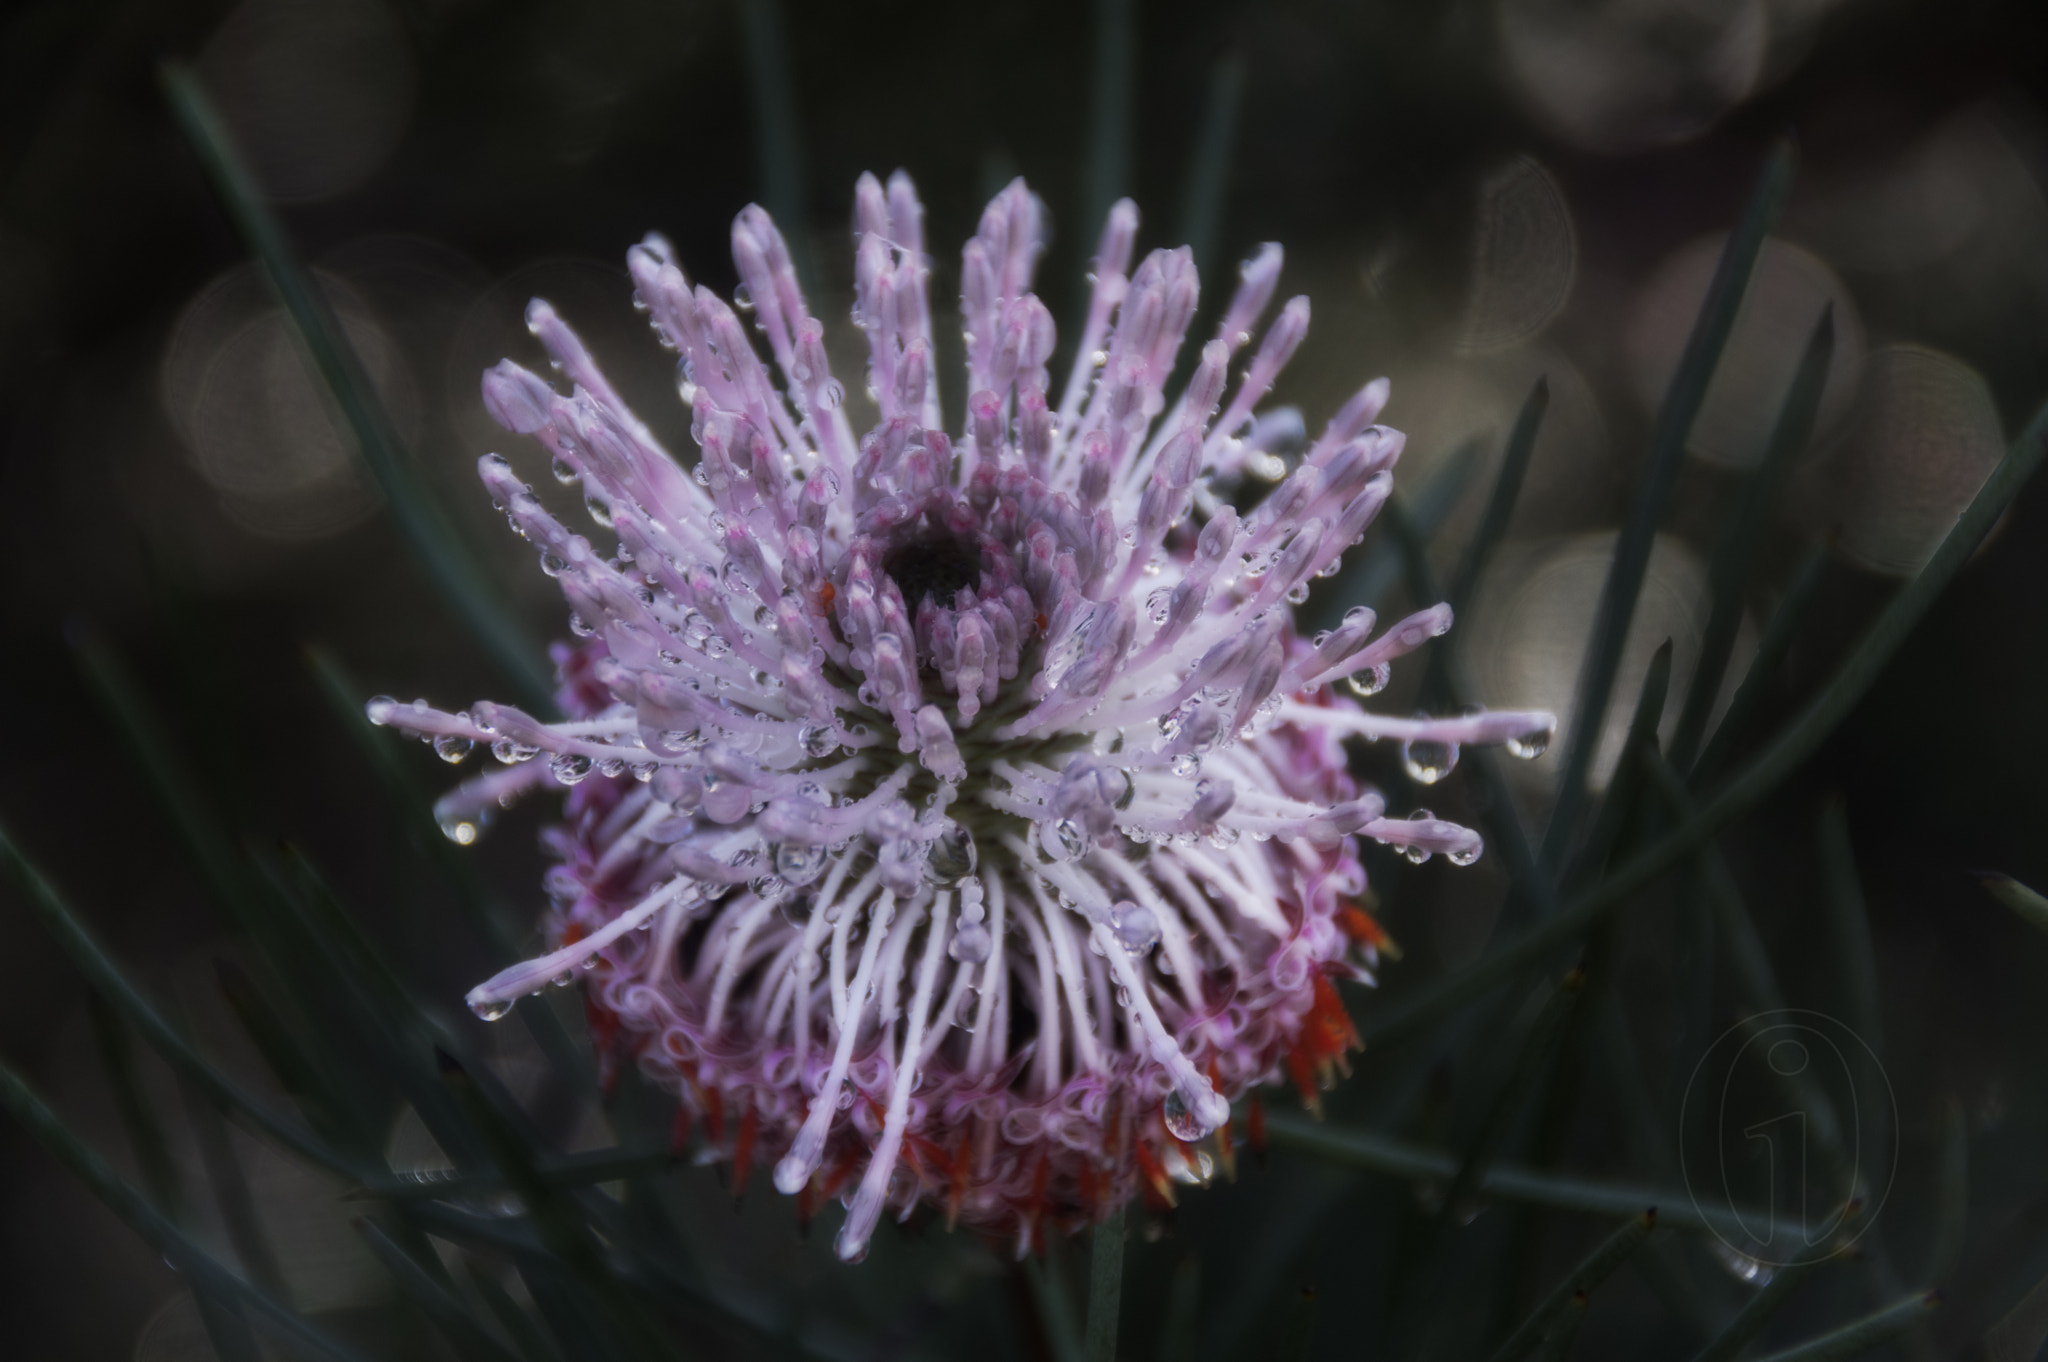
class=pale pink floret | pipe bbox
[370,173,1552,1262]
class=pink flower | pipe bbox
[369,174,1552,1262]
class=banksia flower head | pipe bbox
[370,174,1553,1262]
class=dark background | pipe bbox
[5,0,2048,1356]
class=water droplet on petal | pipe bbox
[550,753,595,785]
[470,997,512,1021]
[1506,721,1555,760]
[1346,664,1392,698]
[1401,736,1459,784]
[433,734,475,764]
[1163,1088,1213,1142]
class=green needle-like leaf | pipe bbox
[0,821,359,1177]
[1543,140,1797,871]
[737,0,815,295]
[1449,378,1550,628]
[159,63,554,713]
[1437,966,1586,1234]
[1688,543,1828,789]
[1364,394,2048,1044]
[1024,1251,1087,1362]
[355,1217,527,1362]
[1976,872,2048,935]
[1485,1211,1655,1362]
[1084,1205,1126,1362]
[1688,1254,1831,1362]
[1176,52,1244,283]
[1748,1290,1942,1362]
[1928,1096,1969,1286]
[1278,1287,1318,1362]
[1077,0,1136,317]
[0,1059,373,1362]
[1158,1254,1201,1362]
[1817,797,1884,1056]
[1260,1112,1780,1240]
[1669,307,1836,771]
[351,1145,680,1201]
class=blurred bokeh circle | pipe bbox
[1627,234,1866,471]
[1465,531,1753,792]
[161,264,415,541]
[1805,344,2006,577]
[196,0,417,204]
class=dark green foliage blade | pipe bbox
[1669,307,1836,771]
[1449,376,1550,622]
[1158,1253,1201,1362]
[1176,52,1245,282]
[1364,393,2048,1045]
[1484,1211,1654,1362]
[1688,543,1827,789]
[179,1063,291,1300]
[1688,1255,1830,1362]
[1258,1112,1764,1238]
[0,820,358,1176]
[355,1217,527,1362]
[737,0,815,293]
[1278,1287,1318,1362]
[158,63,554,713]
[1084,1205,1126,1362]
[1023,1252,1086,1362]
[1079,0,1136,296]
[1747,1291,1941,1362]
[0,1058,373,1362]
[1976,872,2048,934]
[1817,797,1883,1055]
[1542,141,1797,870]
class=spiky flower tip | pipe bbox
[368,173,1554,1262]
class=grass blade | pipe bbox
[179,1062,291,1300]
[1669,307,1836,770]
[87,994,184,1213]
[0,1058,373,1362]
[1084,1205,1126,1362]
[1817,797,1883,1056]
[1278,1287,1318,1362]
[159,64,553,713]
[1449,376,1550,623]
[1438,967,1586,1232]
[1749,1290,1942,1362]
[1928,1096,1968,1287]
[1484,1210,1655,1362]
[1259,1112,1778,1240]
[1975,872,2048,935]
[1023,1251,1087,1362]
[738,0,814,293]
[1176,51,1245,283]
[355,1217,526,1362]
[1688,543,1828,789]
[1159,1253,1201,1362]
[1542,140,1797,871]
[1078,0,1136,314]
[351,1145,679,1201]
[1363,394,2048,1045]
[1688,1255,1831,1362]
[0,821,359,1176]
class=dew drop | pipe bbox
[1053,819,1089,861]
[433,734,475,764]
[1346,664,1392,698]
[551,456,578,485]
[1163,1088,1213,1142]
[1506,721,1555,760]
[550,753,595,785]
[470,997,512,1022]
[1401,737,1459,785]
[1171,754,1201,779]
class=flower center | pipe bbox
[880,532,982,612]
